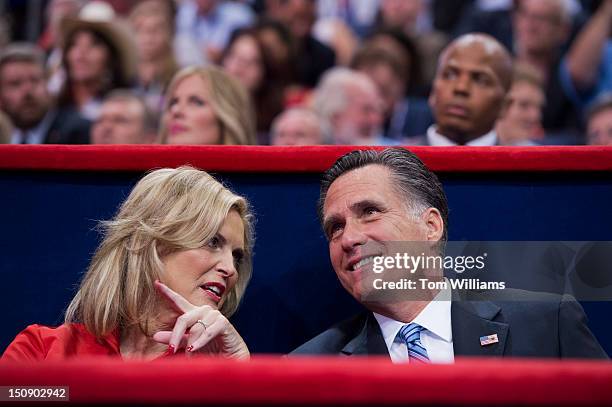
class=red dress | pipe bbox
[2,324,172,361]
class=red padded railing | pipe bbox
[1,145,612,172]
[1,357,611,405]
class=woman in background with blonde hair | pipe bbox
[159,66,256,145]
[3,166,254,361]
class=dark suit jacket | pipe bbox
[44,108,91,144]
[385,97,434,140]
[296,35,335,88]
[291,290,608,359]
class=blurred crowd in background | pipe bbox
[0,0,610,146]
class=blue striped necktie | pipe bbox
[398,323,430,363]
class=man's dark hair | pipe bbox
[361,28,423,95]
[351,45,406,85]
[318,148,449,243]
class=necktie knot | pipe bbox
[398,322,425,343]
[398,322,430,363]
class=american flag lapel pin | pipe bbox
[480,334,499,346]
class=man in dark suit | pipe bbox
[292,148,607,360]
[0,43,90,144]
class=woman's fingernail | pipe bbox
[186,346,194,352]
[168,344,175,354]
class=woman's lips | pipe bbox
[169,123,188,135]
[202,288,221,302]
[201,287,221,303]
[199,282,226,303]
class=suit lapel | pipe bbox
[451,298,509,357]
[341,313,389,357]
[340,301,510,358]
[42,109,60,144]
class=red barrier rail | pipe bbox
[1,145,612,172]
[1,357,611,405]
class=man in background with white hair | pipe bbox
[312,67,397,145]
[513,0,575,66]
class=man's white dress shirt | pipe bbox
[426,125,498,146]
[374,281,454,363]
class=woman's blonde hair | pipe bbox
[158,66,257,145]
[65,166,254,338]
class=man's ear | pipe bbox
[423,207,444,242]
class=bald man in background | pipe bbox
[424,33,513,146]
[270,108,325,146]
[91,91,157,144]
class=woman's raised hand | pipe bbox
[152,280,249,359]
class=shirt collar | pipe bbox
[426,125,497,146]
[10,111,53,144]
[373,280,453,349]
[10,128,21,144]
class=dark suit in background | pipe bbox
[296,36,336,88]
[43,108,91,144]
